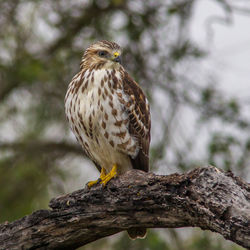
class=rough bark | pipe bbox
[0,166,249,249]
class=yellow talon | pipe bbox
[87,179,99,188]
[101,164,117,186]
[87,167,106,188]
[87,165,117,187]
[100,167,106,179]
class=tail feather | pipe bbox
[127,228,147,239]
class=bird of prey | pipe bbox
[65,40,151,239]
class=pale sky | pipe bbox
[191,0,250,99]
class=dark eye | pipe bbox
[98,51,108,57]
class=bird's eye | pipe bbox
[98,51,108,57]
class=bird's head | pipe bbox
[80,40,122,70]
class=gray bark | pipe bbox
[0,166,249,249]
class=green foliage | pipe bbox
[170,41,205,61]
[186,231,244,250]
[0,156,50,222]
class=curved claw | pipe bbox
[87,167,106,188]
[87,179,99,188]
[100,164,117,186]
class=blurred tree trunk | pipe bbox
[0,166,249,249]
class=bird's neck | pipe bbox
[80,60,124,72]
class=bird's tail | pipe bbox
[127,228,147,239]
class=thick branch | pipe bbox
[0,166,249,249]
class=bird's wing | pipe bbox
[121,71,151,172]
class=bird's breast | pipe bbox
[65,68,124,140]
[65,68,139,168]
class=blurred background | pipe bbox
[0,0,249,249]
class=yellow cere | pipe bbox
[114,52,119,57]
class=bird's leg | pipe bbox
[87,167,106,188]
[100,164,117,186]
[99,167,106,180]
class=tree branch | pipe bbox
[46,3,124,55]
[0,166,249,249]
[0,141,84,156]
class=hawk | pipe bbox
[65,40,151,239]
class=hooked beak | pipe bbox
[112,52,122,64]
[114,56,121,63]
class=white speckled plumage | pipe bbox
[66,68,138,174]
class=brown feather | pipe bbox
[121,71,151,172]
